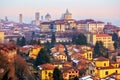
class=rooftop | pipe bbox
[94,57,109,61]
[38,63,55,70]
[96,34,111,37]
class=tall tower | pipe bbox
[19,14,23,24]
[35,12,40,26]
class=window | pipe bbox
[45,76,47,79]
[89,53,92,58]
[104,63,106,66]
[105,71,108,75]
[45,71,47,74]
[90,70,93,74]
[87,54,88,58]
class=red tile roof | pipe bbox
[39,63,55,70]
[96,65,116,70]
[96,34,110,37]
[94,57,109,61]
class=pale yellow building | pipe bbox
[81,50,93,61]
[80,45,93,61]
[76,21,87,30]
[62,69,79,80]
[94,57,120,79]
[38,63,55,80]
[0,31,4,43]
[55,22,66,32]
[117,31,120,37]
[40,22,51,32]
[91,34,114,49]
[54,54,67,62]
[87,21,104,33]
[96,21,104,33]
[87,22,97,33]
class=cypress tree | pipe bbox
[53,67,63,80]
[35,48,50,67]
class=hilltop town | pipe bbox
[0,9,120,80]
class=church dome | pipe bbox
[45,13,51,19]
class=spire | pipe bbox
[66,9,70,14]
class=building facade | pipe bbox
[0,31,4,43]
[94,57,120,79]
[91,34,114,49]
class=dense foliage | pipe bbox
[35,48,50,67]
[53,67,63,80]
[72,33,87,45]
[93,41,108,58]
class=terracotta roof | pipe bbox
[94,57,109,61]
[62,66,74,72]
[63,61,72,67]
[96,65,118,70]
[19,47,29,52]
[96,34,110,37]
[59,52,66,56]
[70,53,85,59]
[110,61,119,64]
[39,63,55,70]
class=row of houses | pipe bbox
[35,44,120,80]
[40,19,105,33]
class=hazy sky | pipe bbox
[0,0,120,26]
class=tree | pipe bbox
[63,44,71,61]
[1,70,12,80]
[114,41,119,50]
[72,35,77,44]
[20,37,26,46]
[35,48,50,67]
[112,32,119,41]
[45,41,51,53]
[29,39,38,45]
[93,41,108,58]
[53,67,63,80]
[37,39,41,45]
[72,33,87,45]
[14,54,35,80]
[31,31,35,40]
[51,32,56,47]
[16,38,20,46]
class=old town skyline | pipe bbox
[0,0,120,26]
